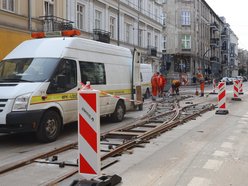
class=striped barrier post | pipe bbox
[78,89,101,179]
[239,80,244,95]
[209,79,218,94]
[216,82,229,115]
[232,80,241,101]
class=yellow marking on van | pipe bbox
[30,89,132,105]
[31,93,77,105]
[141,83,151,86]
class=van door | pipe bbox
[78,61,110,115]
[47,59,78,123]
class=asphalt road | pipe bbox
[61,82,248,186]
[1,82,248,186]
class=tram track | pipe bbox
[0,95,215,185]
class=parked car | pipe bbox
[243,76,248,82]
[220,77,232,85]
[236,76,244,81]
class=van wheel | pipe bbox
[138,103,143,111]
[36,110,61,143]
[111,101,125,122]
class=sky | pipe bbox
[205,0,248,50]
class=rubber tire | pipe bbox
[138,103,143,111]
[111,101,125,122]
[36,110,61,143]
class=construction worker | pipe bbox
[197,72,205,97]
[151,72,159,100]
[158,73,166,97]
[171,79,181,95]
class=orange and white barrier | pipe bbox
[78,89,101,179]
[232,80,241,101]
[216,82,229,115]
[239,80,244,94]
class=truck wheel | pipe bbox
[111,101,125,122]
[36,110,61,143]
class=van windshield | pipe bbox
[0,58,60,82]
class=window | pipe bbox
[44,0,54,31]
[44,1,54,16]
[162,13,166,26]
[79,61,106,85]
[48,59,77,93]
[155,35,158,48]
[2,0,14,12]
[138,29,142,47]
[138,0,143,11]
[125,23,131,43]
[147,32,151,46]
[148,3,151,17]
[154,8,158,21]
[110,16,116,39]
[181,35,191,50]
[163,36,167,49]
[181,11,191,26]
[95,10,102,29]
[77,3,85,30]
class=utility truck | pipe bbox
[0,30,142,142]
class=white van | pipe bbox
[0,32,141,142]
[140,63,152,98]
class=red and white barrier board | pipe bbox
[78,89,101,179]
[239,80,244,94]
[216,82,229,115]
[232,80,241,101]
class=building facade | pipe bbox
[67,0,164,73]
[0,0,67,60]
[238,49,248,76]
[163,0,239,83]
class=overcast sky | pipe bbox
[205,0,248,50]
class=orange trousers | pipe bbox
[200,82,204,93]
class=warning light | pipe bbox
[31,29,81,38]
[31,32,45,38]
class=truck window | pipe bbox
[47,59,77,93]
[79,61,106,85]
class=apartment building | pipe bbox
[0,0,67,60]
[163,0,235,83]
[67,0,164,72]
[220,18,239,77]
[238,49,248,76]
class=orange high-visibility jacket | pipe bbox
[151,74,159,96]
[158,75,166,87]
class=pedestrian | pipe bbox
[171,79,181,95]
[151,72,159,100]
[158,73,166,97]
[197,72,205,97]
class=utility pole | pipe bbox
[117,0,120,46]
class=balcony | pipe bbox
[93,29,111,43]
[147,46,157,57]
[210,22,219,32]
[210,38,219,48]
[210,56,220,63]
[39,16,73,32]
[221,30,227,37]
